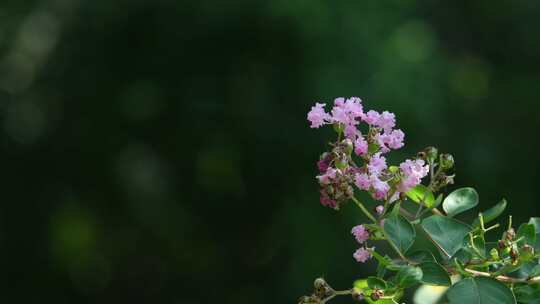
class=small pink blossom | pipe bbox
[317,167,338,184]
[363,110,380,125]
[320,192,337,209]
[397,159,429,192]
[344,124,358,139]
[353,247,372,263]
[307,103,330,128]
[351,225,370,243]
[355,173,370,190]
[354,136,368,156]
[377,129,405,153]
[367,153,387,175]
[370,175,390,200]
[376,111,396,132]
[375,205,384,215]
[343,97,364,118]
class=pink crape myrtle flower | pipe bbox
[355,173,370,190]
[377,129,405,153]
[376,111,396,132]
[375,205,384,215]
[367,153,387,175]
[307,103,330,128]
[353,247,372,263]
[363,110,380,125]
[317,167,338,185]
[351,225,370,243]
[354,136,368,156]
[397,159,429,192]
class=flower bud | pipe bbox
[505,228,516,241]
[341,138,354,155]
[523,244,534,254]
[371,289,384,301]
[335,154,348,170]
[351,288,364,302]
[440,154,454,170]
[490,248,500,260]
[417,151,427,160]
[313,277,333,298]
[425,146,438,162]
[510,247,519,262]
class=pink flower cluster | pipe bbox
[307,97,404,157]
[308,97,429,205]
[351,224,372,263]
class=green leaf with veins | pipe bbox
[406,185,435,207]
[419,262,451,286]
[472,199,507,227]
[421,215,471,258]
[383,213,416,254]
[394,265,423,288]
[442,187,479,217]
[444,277,516,304]
[517,223,536,247]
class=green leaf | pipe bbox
[452,248,472,264]
[442,187,479,217]
[528,218,540,250]
[529,264,540,277]
[472,199,507,227]
[406,185,435,207]
[367,276,387,289]
[433,194,443,208]
[517,223,536,247]
[419,262,451,286]
[407,250,436,263]
[395,265,423,288]
[445,277,516,304]
[383,214,416,254]
[353,279,368,290]
[421,215,471,258]
[514,285,540,304]
[365,298,399,304]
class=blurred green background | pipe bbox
[1,0,540,303]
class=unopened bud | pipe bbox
[425,146,438,162]
[523,244,534,254]
[490,248,500,260]
[505,228,516,241]
[314,278,332,298]
[440,154,455,170]
[342,138,354,155]
[351,288,364,302]
[417,151,427,160]
[371,288,384,301]
[510,247,519,261]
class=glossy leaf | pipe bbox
[406,185,435,207]
[445,277,516,304]
[419,262,451,286]
[395,265,423,288]
[442,187,479,217]
[472,199,507,227]
[421,215,471,258]
[517,223,536,247]
[367,276,387,289]
[514,285,540,304]
[528,217,540,250]
[383,214,416,254]
[407,250,436,263]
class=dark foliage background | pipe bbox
[1,0,540,303]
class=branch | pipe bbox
[464,268,540,284]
